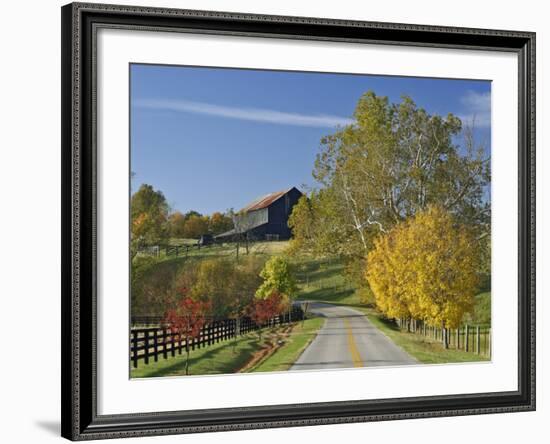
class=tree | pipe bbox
[190,259,235,319]
[366,206,480,347]
[227,257,264,350]
[227,208,257,259]
[307,92,489,262]
[256,256,297,319]
[131,256,177,317]
[164,288,210,375]
[183,214,209,239]
[130,184,169,257]
[189,257,263,320]
[209,212,233,235]
[184,210,202,220]
[256,256,297,300]
[249,292,284,341]
[168,211,186,238]
[288,188,349,258]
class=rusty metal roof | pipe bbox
[241,188,291,212]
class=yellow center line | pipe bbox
[344,318,364,367]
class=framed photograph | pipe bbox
[61,2,535,440]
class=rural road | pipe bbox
[290,302,417,371]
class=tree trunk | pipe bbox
[185,339,190,375]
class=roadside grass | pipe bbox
[354,306,490,364]
[248,316,325,373]
[131,330,274,378]
[293,257,361,306]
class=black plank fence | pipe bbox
[396,318,491,357]
[130,307,304,368]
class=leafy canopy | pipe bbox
[130,184,169,255]
[256,256,297,308]
[290,91,489,262]
[366,205,480,328]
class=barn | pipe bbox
[215,187,303,242]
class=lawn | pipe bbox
[131,330,276,378]
[248,316,325,373]
[292,257,361,306]
[355,306,490,364]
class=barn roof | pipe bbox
[241,188,296,212]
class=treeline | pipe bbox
[132,254,297,324]
[288,91,491,337]
[168,210,233,239]
[130,183,234,257]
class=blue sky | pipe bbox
[130,64,491,215]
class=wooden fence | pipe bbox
[396,318,491,357]
[130,307,304,368]
[139,242,216,259]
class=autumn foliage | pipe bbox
[164,288,210,338]
[366,206,480,329]
[163,287,210,374]
[249,292,284,339]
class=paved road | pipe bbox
[290,302,417,371]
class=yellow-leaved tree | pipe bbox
[366,206,480,346]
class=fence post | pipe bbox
[153,330,159,362]
[465,325,470,352]
[476,326,480,354]
[162,328,168,359]
[132,331,138,368]
[456,328,460,350]
[144,330,150,365]
[171,330,176,357]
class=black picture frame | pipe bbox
[61,2,536,440]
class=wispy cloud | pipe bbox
[134,98,354,128]
[458,90,491,128]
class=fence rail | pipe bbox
[396,318,491,357]
[138,242,217,259]
[130,307,304,368]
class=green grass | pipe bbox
[131,332,270,378]
[248,316,325,373]
[133,248,491,369]
[292,257,361,306]
[355,306,490,364]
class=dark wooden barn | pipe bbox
[215,187,303,242]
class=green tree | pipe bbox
[190,259,235,318]
[256,256,297,317]
[190,257,262,320]
[209,211,234,235]
[288,188,349,258]
[310,91,489,261]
